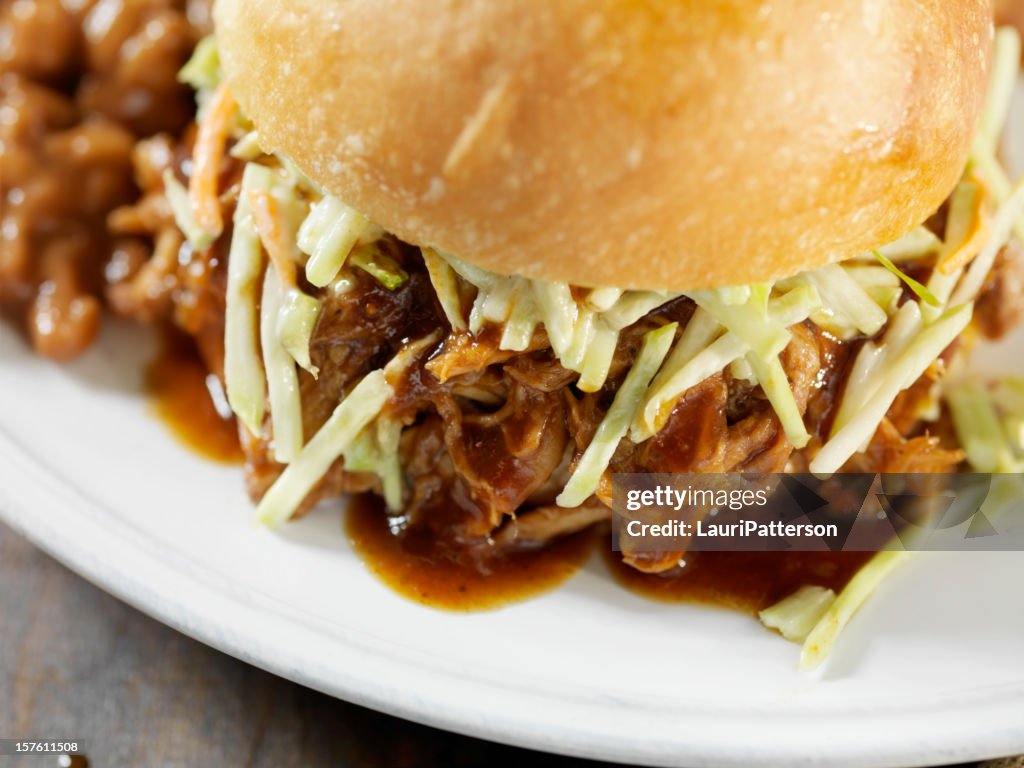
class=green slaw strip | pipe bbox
[162,170,216,251]
[969,27,1024,243]
[260,269,304,463]
[577,324,619,392]
[556,322,677,508]
[804,263,888,338]
[421,247,467,331]
[746,353,810,448]
[532,281,576,357]
[951,176,1024,305]
[343,424,404,511]
[947,380,1021,472]
[810,302,972,475]
[178,35,221,92]
[224,167,267,436]
[299,196,370,287]
[874,226,942,262]
[633,285,820,442]
[759,585,836,643]
[800,551,912,670]
[690,285,791,360]
[349,245,409,290]
[257,370,392,526]
[500,282,538,351]
[872,251,939,307]
[974,27,1021,160]
[277,288,322,377]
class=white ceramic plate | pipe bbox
[4,93,1024,768]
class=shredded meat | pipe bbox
[845,418,964,474]
[493,504,610,547]
[3,3,1018,574]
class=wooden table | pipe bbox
[0,523,613,767]
[0,521,1017,768]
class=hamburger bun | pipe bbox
[215,0,992,291]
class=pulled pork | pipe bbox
[4,5,1012,576]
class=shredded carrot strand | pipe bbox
[938,177,991,276]
[248,189,297,286]
[189,82,237,238]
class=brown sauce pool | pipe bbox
[145,345,867,613]
[146,329,243,464]
[603,549,872,614]
[346,495,597,610]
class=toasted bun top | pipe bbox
[215,0,992,290]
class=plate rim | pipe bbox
[2,421,1023,768]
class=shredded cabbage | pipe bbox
[162,170,216,251]
[577,324,619,392]
[224,165,267,436]
[633,286,820,442]
[478,276,516,324]
[828,301,922,441]
[974,27,1021,161]
[844,264,902,314]
[802,263,888,339]
[951,176,1024,305]
[562,307,595,371]
[947,380,1022,472]
[811,302,972,474]
[531,281,577,357]
[873,251,939,306]
[800,551,911,670]
[969,27,1024,243]
[440,251,498,289]
[874,226,942,262]
[500,282,539,351]
[920,180,982,322]
[277,288,322,377]
[421,248,467,331]
[689,284,791,359]
[384,332,443,386]
[349,243,409,290]
[298,195,371,287]
[229,130,263,161]
[633,333,744,442]
[556,323,677,508]
[585,287,623,312]
[257,370,392,526]
[178,35,221,92]
[343,423,404,511]
[747,353,810,448]
[729,356,756,383]
[602,290,678,330]
[260,269,304,463]
[759,585,836,643]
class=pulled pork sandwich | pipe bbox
[5,0,1024,663]
[200,0,1021,526]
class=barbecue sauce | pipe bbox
[146,329,243,464]
[346,494,597,610]
[146,329,868,614]
[602,549,872,614]
[347,496,868,613]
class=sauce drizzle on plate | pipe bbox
[346,494,597,610]
[146,329,243,465]
[603,549,872,614]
